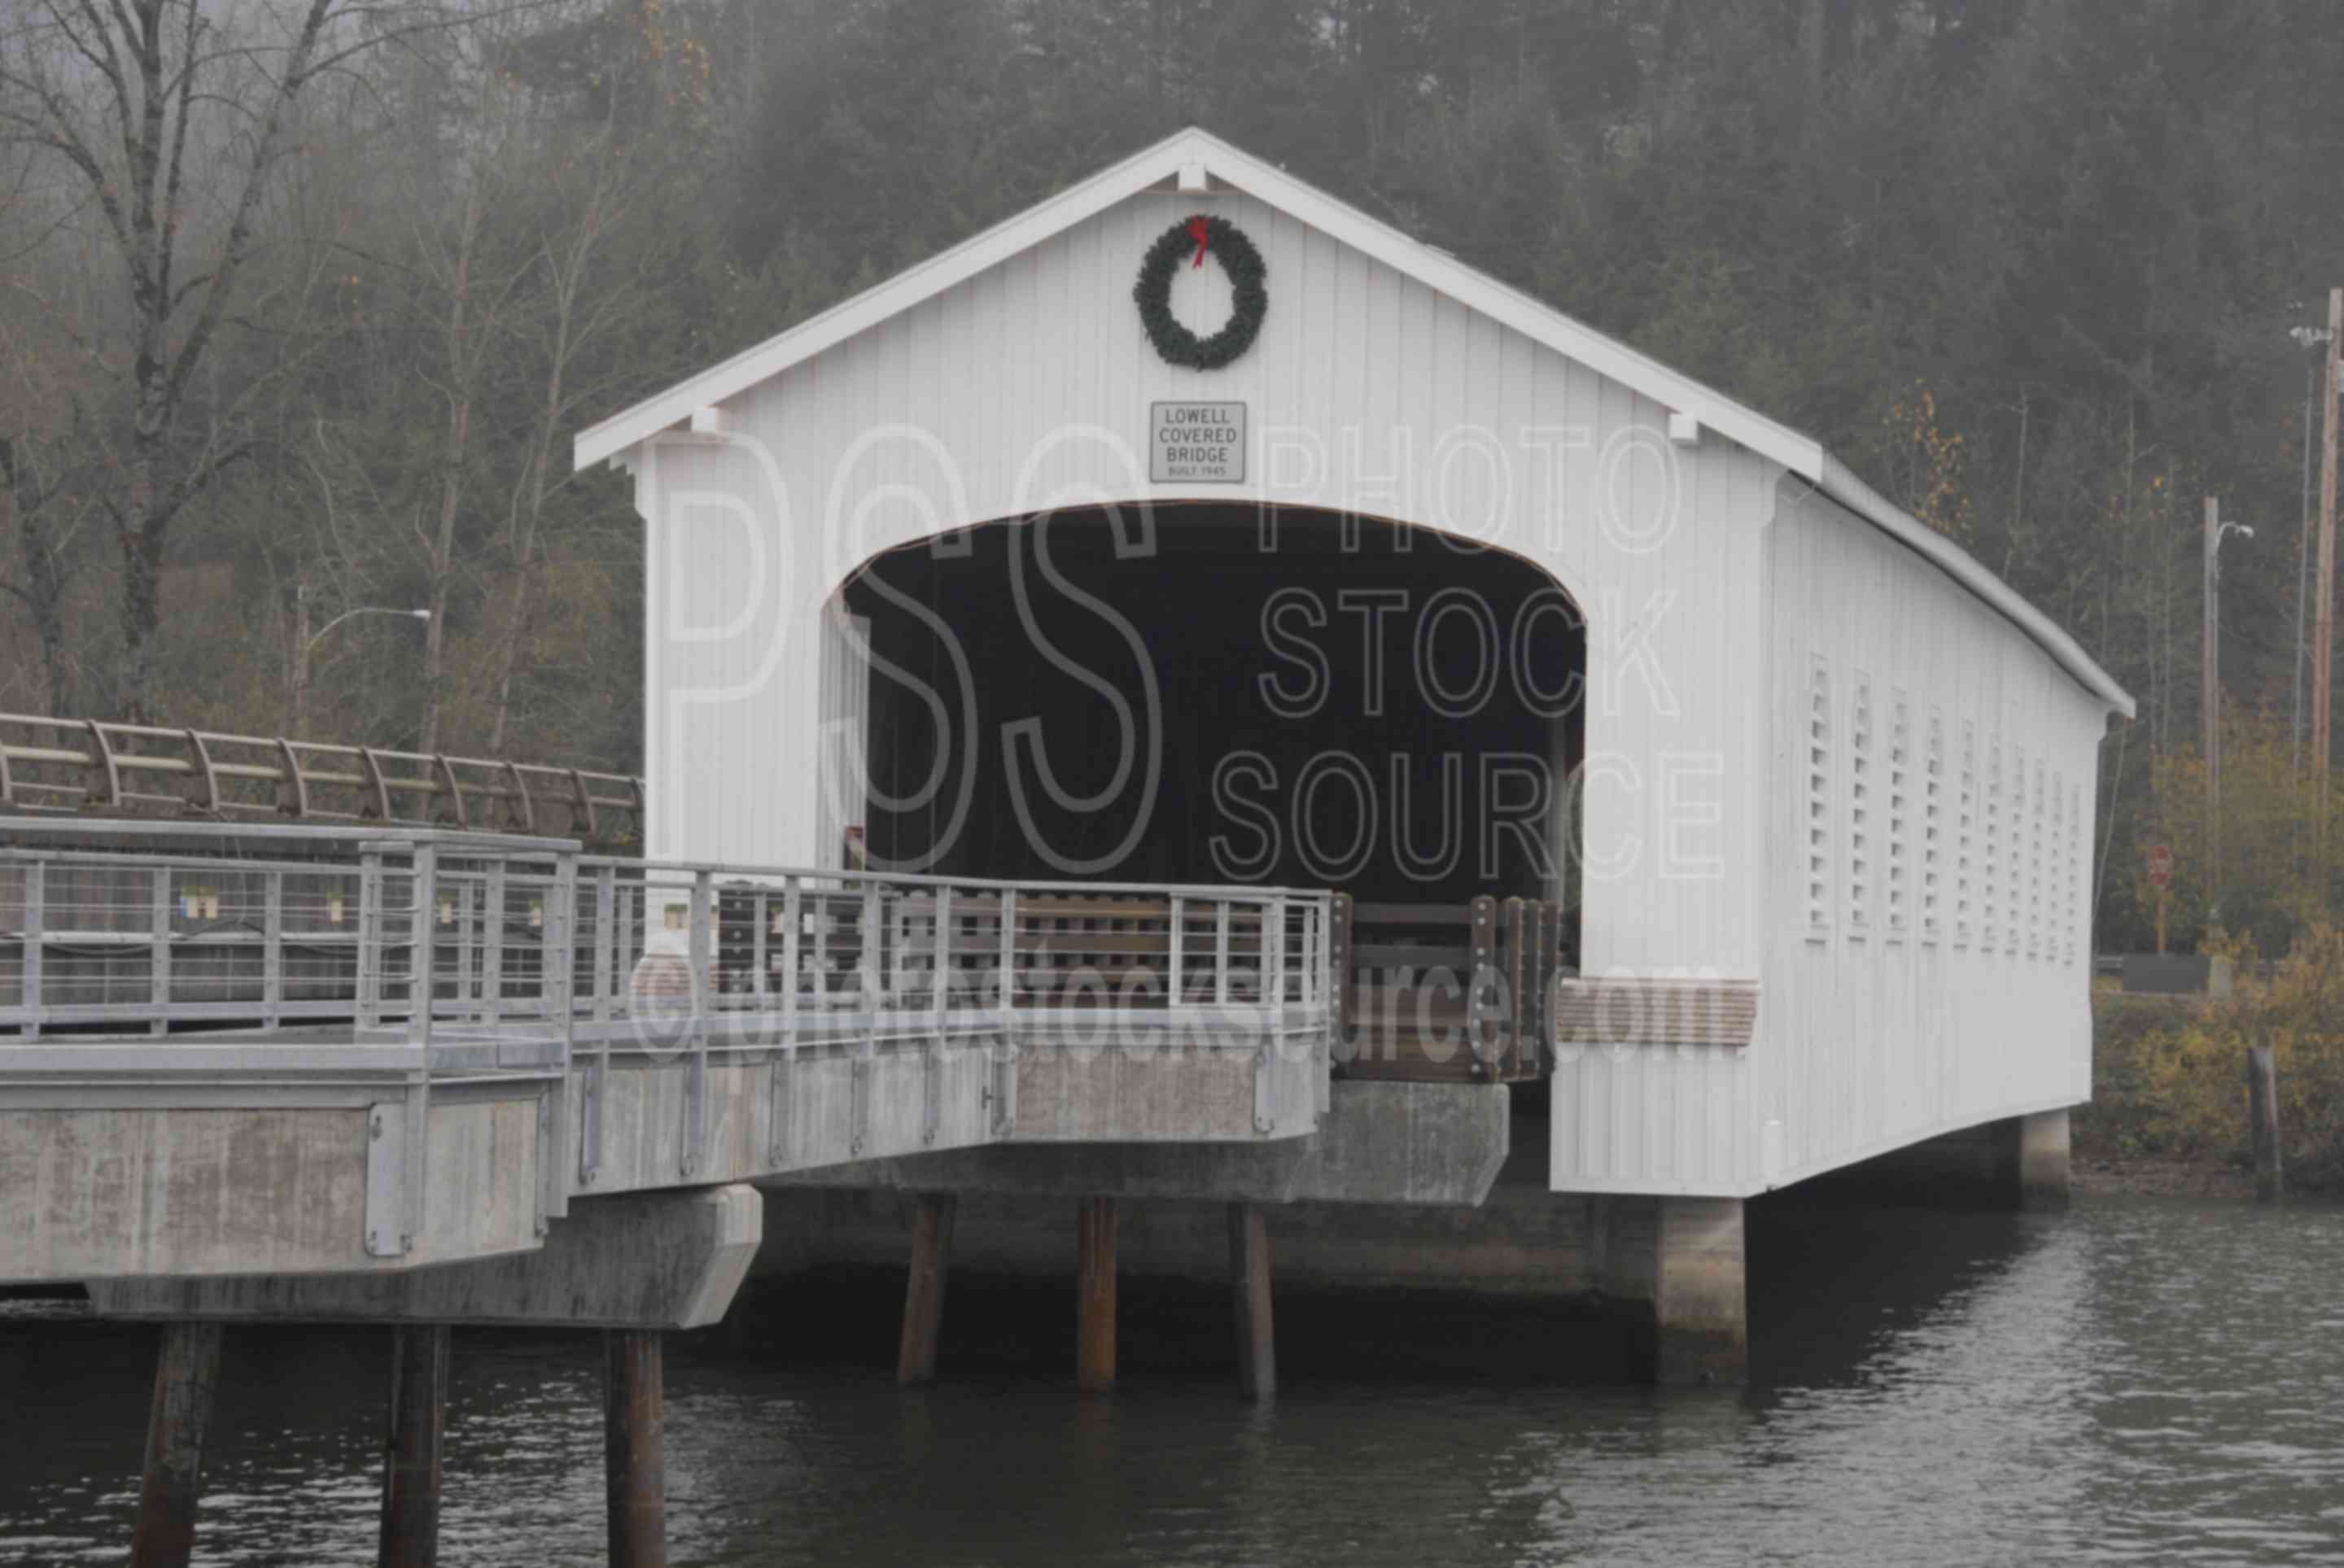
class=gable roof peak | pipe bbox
[573,127,2130,718]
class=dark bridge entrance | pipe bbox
[839,503,1585,1083]
[842,504,1584,910]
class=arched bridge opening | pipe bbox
[830,503,1588,1081]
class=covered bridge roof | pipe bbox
[575,127,2132,719]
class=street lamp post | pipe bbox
[2290,319,2333,773]
[2205,498,2254,917]
[289,584,431,735]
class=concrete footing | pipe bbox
[765,1170,1750,1386]
[2009,1108,2071,1212]
[1787,1107,2075,1212]
[129,1321,222,1568]
[378,1324,449,1568]
[1648,1198,1746,1386]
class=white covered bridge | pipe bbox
[1,125,2126,1567]
[579,124,2123,1234]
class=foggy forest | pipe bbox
[2,0,2340,954]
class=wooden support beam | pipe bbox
[896,1192,957,1386]
[378,1324,449,1568]
[604,1330,667,1568]
[129,1322,224,1568]
[1227,1203,1275,1401]
[1075,1197,1117,1395]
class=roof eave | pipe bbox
[1815,455,2136,719]
[574,126,2135,723]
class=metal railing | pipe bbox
[0,713,644,845]
[0,821,1335,1072]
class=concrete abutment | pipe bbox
[1790,1107,2075,1212]
[766,1161,1749,1388]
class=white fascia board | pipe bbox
[573,127,1826,478]
[1179,133,1827,483]
[576,127,2132,719]
[572,133,1209,470]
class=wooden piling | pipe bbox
[129,1322,224,1568]
[1076,1197,1117,1395]
[896,1192,958,1386]
[378,1324,449,1568]
[605,1330,667,1568]
[1227,1203,1275,1401]
[2247,1045,2284,1203]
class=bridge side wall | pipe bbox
[1750,477,2104,1193]
[2,1092,545,1282]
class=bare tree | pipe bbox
[0,422,91,712]
[0,0,513,721]
[487,136,651,752]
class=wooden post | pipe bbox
[2316,287,2341,854]
[2247,1045,2284,1205]
[896,1192,957,1386]
[129,1322,224,1568]
[1227,1203,1275,1401]
[2156,885,2167,956]
[605,1330,667,1568]
[1075,1196,1117,1395]
[1329,893,1353,1075]
[378,1324,449,1568]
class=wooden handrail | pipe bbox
[0,711,644,845]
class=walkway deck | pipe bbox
[0,819,1334,1283]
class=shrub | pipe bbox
[2083,926,2344,1190]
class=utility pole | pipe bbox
[2206,497,2257,915]
[2205,496,2222,902]
[2317,288,2342,858]
[2298,362,2316,772]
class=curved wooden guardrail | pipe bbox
[0,713,644,846]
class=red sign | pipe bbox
[2147,845,2174,889]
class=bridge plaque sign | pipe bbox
[1150,401,1246,483]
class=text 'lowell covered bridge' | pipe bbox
[2,127,2126,1566]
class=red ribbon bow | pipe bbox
[1187,215,1211,269]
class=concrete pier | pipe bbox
[895,1192,956,1386]
[1787,1107,2075,1212]
[378,1324,449,1568]
[1647,1198,1747,1386]
[129,1322,222,1568]
[758,1134,1757,1387]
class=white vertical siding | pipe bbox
[1752,479,2106,1191]
[813,605,872,871]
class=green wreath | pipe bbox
[1133,213,1267,370]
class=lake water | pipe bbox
[5,1191,2342,1565]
